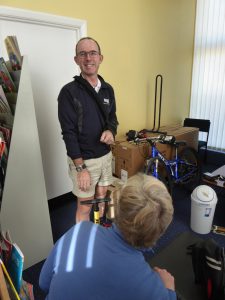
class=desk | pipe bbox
[203,165,225,188]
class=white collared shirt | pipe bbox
[94,78,101,93]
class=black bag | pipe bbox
[126,129,147,141]
[187,238,225,300]
[126,130,139,141]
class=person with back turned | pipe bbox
[39,173,177,300]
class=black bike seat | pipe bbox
[174,140,187,147]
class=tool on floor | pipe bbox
[81,197,112,226]
[212,225,225,236]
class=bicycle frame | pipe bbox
[147,139,198,184]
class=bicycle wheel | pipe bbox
[177,147,201,190]
[145,157,173,194]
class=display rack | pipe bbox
[0,56,53,269]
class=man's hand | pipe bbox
[154,267,175,291]
[100,130,114,145]
[77,169,91,191]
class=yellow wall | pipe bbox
[0,0,196,138]
[146,1,196,130]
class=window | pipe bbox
[190,0,225,151]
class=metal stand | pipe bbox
[142,74,167,136]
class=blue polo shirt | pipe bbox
[39,222,176,300]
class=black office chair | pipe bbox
[183,118,211,162]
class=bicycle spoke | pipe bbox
[177,147,201,190]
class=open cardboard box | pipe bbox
[112,125,199,179]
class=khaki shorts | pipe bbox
[68,151,113,198]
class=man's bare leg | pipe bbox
[76,196,93,223]
[95,186,108,218]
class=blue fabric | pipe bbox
[39,222,177,300]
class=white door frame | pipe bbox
[0,6,86,34]
[0,6,87,199]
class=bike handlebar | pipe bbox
[80,197,111,205]
[134,134,175,145]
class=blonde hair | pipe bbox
[114,173,173,248]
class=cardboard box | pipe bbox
[111,141,121,176]
[115,141,148,178]
[147,126,199,159]
[110,142,118,157]
[112,126,199,179]
[159,125,199,151]
[175,127,199,150]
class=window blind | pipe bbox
[190,0,225,151]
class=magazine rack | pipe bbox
[0,56,53,269]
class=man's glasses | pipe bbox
[77,51,100,58]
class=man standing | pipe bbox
[58,37,118,223]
